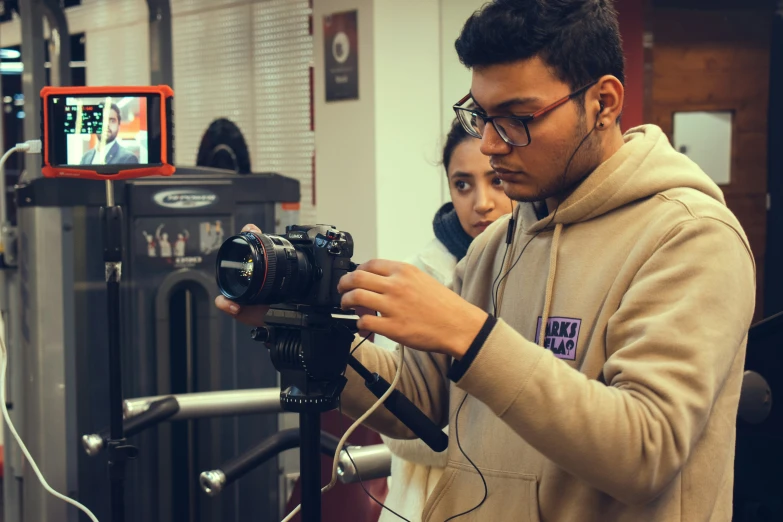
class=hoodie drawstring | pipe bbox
[538,222,563,347]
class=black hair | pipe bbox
[443,117,473,174]
[455,0,625,95]
[110,103,122,124]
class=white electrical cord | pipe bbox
[0,140,42,169]
[0,300,100,522]
[0,142,100,522]
[0,140,43,228]
[0,145,24,231]
[0,148,18,170]
[281,344,406,522]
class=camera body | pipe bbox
[216,224,354,310]
[274,224,354,309]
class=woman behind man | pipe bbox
[374,118,513,522]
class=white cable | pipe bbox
[1,141,42,229]
[0,147,18,169]
[281,344,407,522]
[0,146,21,224]
[16,140,42,154]
[1,140,42,160]
[0,144,100,522]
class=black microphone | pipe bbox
[347,355,449,452]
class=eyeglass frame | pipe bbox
[452,80,599,147]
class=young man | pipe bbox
[216,0,755,520]
[79,103,139,165]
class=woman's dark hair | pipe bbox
[455,0,625,94]
[443,117,473,174]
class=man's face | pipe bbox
[470,57,602,203]
[104,108,120,143]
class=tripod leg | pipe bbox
[107,277,127,522]
[110,462,126,522]
[107,278,123,441]
[300,412,322,522]
[102,201,135,522]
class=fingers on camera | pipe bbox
[241,224,262,234]
[214,295,240,315]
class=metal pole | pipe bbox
[0,45,23,515]
[18,5,74,522]
[41,0,72,88]
[123,388,283,420]
[299,412,322,522]
[20,0,46,182]
[106,180,115,207]
[102,179,133,522]
[147,0,174,87]
[336,444,392,484]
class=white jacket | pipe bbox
[374,238,456,522]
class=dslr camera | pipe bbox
[215,224,354,309]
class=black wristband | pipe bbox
[447,314,497,382]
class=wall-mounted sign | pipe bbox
[324,10,358,102]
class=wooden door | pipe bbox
[650,5,773,323]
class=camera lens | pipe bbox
[216,235,262,299]
[216,231,313,305]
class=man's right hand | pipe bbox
[214,222,269,326]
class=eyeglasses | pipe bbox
[453,80,599,147]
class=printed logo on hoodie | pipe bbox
[535,317,581,360]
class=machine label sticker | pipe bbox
[534,316,581,360]
[136,218,215,271]
[152,188,218,209]
[173,256,203,269]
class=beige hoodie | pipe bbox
[342,125,756,521]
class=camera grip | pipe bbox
[362,374,448,453]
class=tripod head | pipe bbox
[253,304,448,451]
[252,305,357,413]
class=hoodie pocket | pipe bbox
[422,465,541,522]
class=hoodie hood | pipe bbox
[432,202,473,261]
[522,124,726,233]
[497,124,729,343]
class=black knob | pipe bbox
[251,327,272,342]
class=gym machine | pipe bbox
[8,168,299,522]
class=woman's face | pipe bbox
[447,138,513,238]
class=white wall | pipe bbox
[313,0,378,264]
[314,0,443,264]
[373,0,442,261]
[439,0,485,133]
[439,0,485,202]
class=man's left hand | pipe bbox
[337,260,489,359]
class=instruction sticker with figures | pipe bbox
[134,217,228,271]
[199,220,226,255]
